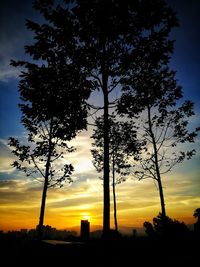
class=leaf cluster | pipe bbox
[91,114,139,183]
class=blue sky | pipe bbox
[0,0,199,139]
[0,0,199,140]
[0,0,199,231]
[168,0,200,105]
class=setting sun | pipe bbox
[0,0,199,266]
[82,215,91,221]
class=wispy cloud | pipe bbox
[0,126,199,231]
[0,139,16,174]
[0,0,36,82]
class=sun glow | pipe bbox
[82,215,90,221]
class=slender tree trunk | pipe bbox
[147,105,166,219]
[37,121,53,240]
[103,87,110,237]
[37,175,49,240]
[102,41,110,238]
[112,153,118,232]
[157,175,166,218]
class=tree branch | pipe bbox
[31,155,45,178]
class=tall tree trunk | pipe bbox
[102,41,110,238]
[157,175,166,218]
[147,105,166,219]
[37,121,53,240]
[112,153,118,232]
[37,175,49,240]
[103,86,110,237]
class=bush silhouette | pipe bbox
[193,208,200,236]
[144,213,189,239]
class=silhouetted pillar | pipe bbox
[80,220,90,241]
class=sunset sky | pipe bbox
[0,0,199,233]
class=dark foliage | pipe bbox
[144,213,189,239]
[91,114,138,231]
[193,208,200,236]
[9,0,91,240]
[39,0,179,237]
[117,4,199,218]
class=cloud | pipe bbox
[0,0,36,82]
[0,139,16,173]
[51,131,97,177]
[0,179,41,203]
[0,125,199,231]
[0,68,20,82]
[0,130,97,180]
[0,162,199,231]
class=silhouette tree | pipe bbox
[9,120,75,240]
[143,221,156,238]
[193,208,200,221]
[29,0,179,237]
[118,19,199,219]
[119,71,198,219]
[8,5,91,240]
[144,213,189,239]
[193,208,200,236]
[91,114,138,232]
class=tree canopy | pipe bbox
[9,0,188,238]
[117,32,199,218]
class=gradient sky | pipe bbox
[0,0,199,232]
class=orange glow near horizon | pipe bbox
[0,190,198,233]
[0,134,199,233]
[0,212,197,233]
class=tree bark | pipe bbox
[157,175,166,218]
[37,121,53,240]
[112,153,118,232]
[37,174,49,240]
[147,105,166,219]
[102,41,110,238]
[103,85,110,237]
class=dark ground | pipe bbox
[0,235,199,267]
